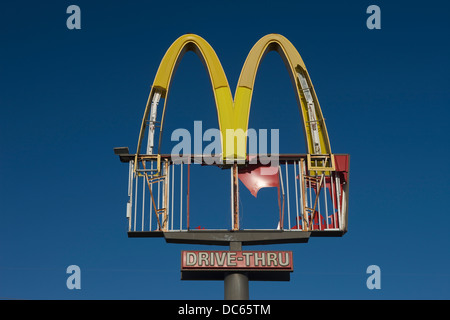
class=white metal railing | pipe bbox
[127,159,185,232]
[277,160,347,231]
[125,156,348,233]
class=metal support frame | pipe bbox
[121,153,348,235]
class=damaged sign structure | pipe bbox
[115,33,350,300]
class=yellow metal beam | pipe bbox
[234,34,332,162]
[136,34,234,158]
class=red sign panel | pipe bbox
[181,251,293,271]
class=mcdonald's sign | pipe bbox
[137,33,334,170]
[116,34,349,236]
[114,34,350,297]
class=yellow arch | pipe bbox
[233,34,332,159]
[136,34,234,156]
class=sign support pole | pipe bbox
[224,241,249,300]
[232,164,239,231]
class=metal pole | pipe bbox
[166,161,170,230]
[187,163,190,230]
[233,164,239,231]
[163,160,169,231]
[149,161,153,230]
[171,163,174,231]
[294,161,299,229]
[142,165,146,231]
[224,242,249,300]
[336,174,342,229]
[134,171,138,231]
[180,164,183,230]
[230,167,234,229]
[285,162,290,229]
[127,161,134,231]
[300,159,308,230]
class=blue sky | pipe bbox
[1,0,449,300]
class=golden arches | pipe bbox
[137,33,333,170]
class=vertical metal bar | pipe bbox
[157,175,160,212]
[166,162,170,231]
[237,167,239,229]
[233,164,239,231]
[336,174,342,230]
[142,173,145,231]
[285,161,291,229]
[134,171,138,232]
[180,163,183,230]
[128,161,133,197]
[302,167,308,213]
[300,159,308,230]
[331,172,336,228]
[163,160,169,231]
[127,161,134,231]
[230,167,234,230]
[324,174,329,229]
[171,163,174,231]
[298,161,304,229]
[293,161,299,229]
[187,163,190,230]
[159,168,166,215]
[149,161,153,230]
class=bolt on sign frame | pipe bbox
[114,34,350,296]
